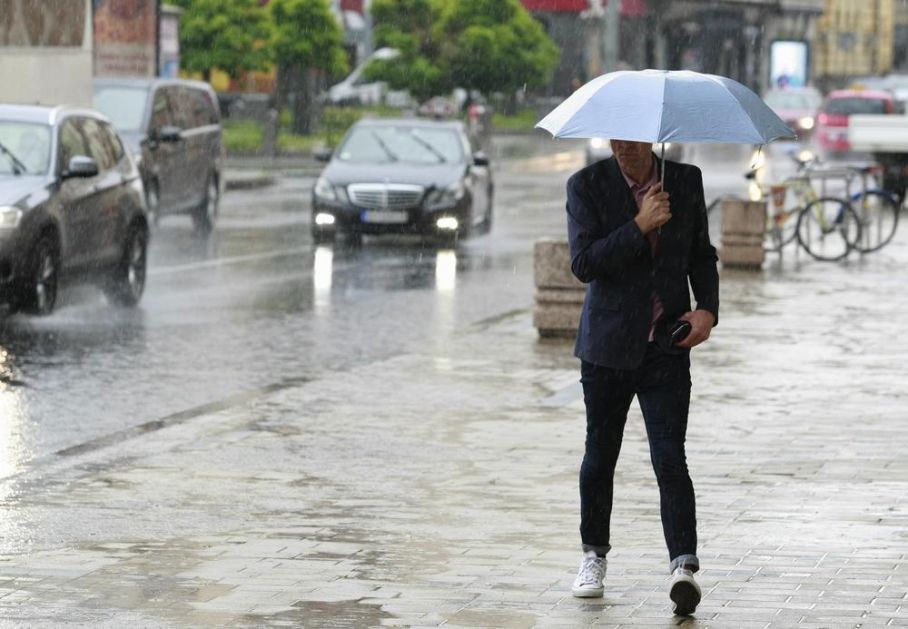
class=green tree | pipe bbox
[366,0,558,105]
[170,0,270,83]
[365,0,447,101]
[270,0,349,134]
[437,0,559,99]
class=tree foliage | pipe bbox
[169,0,271,80]
[270,0,348,76]
[365,0,446,101]
[438,0,559,96]
[366,0,559,100]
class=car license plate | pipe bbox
[362,210,408,224]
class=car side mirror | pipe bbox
[315,147,333,162]
[156,125,183,143]
[63,155,99,179]
[472,151,490,167]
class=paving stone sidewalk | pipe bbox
[1,230,907,627]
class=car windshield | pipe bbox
[0,121,52,176]
[337,126,464,165]
[824,97,888,115]
[93,86,149,132]
[764,91,816,110]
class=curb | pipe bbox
[224,173,276,191]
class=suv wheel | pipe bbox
[105,225,147,307]
[21,235,59,316]
[193,173,219,235]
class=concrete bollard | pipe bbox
[720,198,766,269]
[533,239,585,338]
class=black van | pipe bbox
[93,78,224,233]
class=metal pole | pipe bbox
[604,0,620,73]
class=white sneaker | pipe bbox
[669,567,701,615]
[571,551,606,598]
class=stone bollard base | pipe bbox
[534,239,584,339]
[720,198,766,269]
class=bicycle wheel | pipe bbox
[850,190,899,253]
[796,197,862,262]
[764,206,799,252]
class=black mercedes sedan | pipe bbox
[311,118,493,243]
[0,105,149,316]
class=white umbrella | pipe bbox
[537,69,796,179]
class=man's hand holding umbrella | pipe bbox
[635,182,671,234]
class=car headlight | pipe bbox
[798,116,815,131]
[589,137,606,149]
[0,206,23,229]
[798,149,816,163]
[426,181,465,209]
[314,176,337,201]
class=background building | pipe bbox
[521,0,830,96]
[0,0,94,106]
[814,0,896,89]
[93,0,159,78]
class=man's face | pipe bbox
[610,139,653,175]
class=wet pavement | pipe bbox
[0,135,576,473]
[1,138,907,627]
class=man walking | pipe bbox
[565,140,719,616]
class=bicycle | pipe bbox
[845,165,900,254]
[758,152,899,261]
[745,155,862,262]
[745,171,808,253]
[782,155,900,255]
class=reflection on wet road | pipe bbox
[0,139,873,483]
[0,150,572,479]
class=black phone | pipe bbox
[669,320,692,345]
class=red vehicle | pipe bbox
[816,89,896,154]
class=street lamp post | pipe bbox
[582,0,621,76]
[604,0,620,73]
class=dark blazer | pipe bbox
[566,155,719,369]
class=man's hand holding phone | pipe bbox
[673,309,716,349]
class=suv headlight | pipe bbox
[314,176,337,201]
[426,181,465,209]
[0,206,23,229]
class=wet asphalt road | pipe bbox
[0,138,791,481]
[0,138,592,479]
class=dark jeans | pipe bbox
[579,342,699,573]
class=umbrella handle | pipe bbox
[660,142,665,183]
[658,143,665,235]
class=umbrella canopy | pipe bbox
[536,69,796,145]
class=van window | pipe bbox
[188,88,219,126]
[168,87,194,129]
[150,88,174,131]
[93,86,149,132]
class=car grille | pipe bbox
[348,184,425,209]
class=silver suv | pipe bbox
[0,105,148,315]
